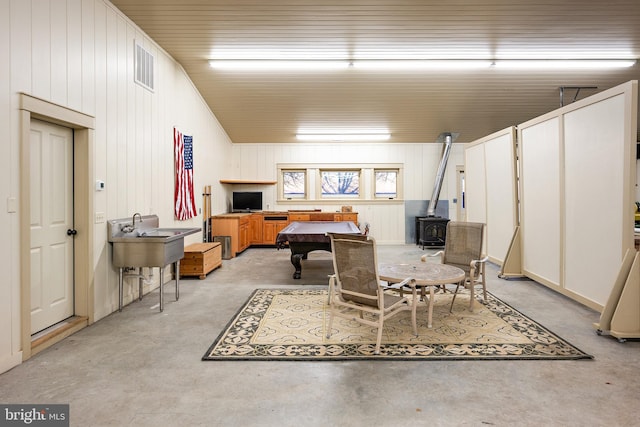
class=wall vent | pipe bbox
[134,41,154,92]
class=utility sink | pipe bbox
[107,214,200,312]
[108,215,200,267]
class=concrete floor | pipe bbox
[1,244,639,427]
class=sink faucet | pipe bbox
[132,212,142,228]
[119,213,143,234]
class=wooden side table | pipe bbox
[181,242,222,279]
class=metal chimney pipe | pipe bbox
[426,132,456,217]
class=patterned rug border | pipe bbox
[202,288,593,361]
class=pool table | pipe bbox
[276,221,362,279]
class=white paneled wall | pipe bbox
[0,0,18,374]
[226,142,465,244]
[0,0,233,373]
[0,0,464,373]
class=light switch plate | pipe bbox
[6,197,17,213]
[95,212,106,224]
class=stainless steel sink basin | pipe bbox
[107,214,200,312]
[137,228,200,239]
[111,237,187,268]
[108,216,200,266]
[110,228,200,245]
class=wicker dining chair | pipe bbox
[422,221,488,312]
[327,233,418,354]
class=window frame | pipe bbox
[318,168,362,199]
[277,163,403,203]
[373,168,400,200]
[281,169,308,200]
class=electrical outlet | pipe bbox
[95,212,106,224]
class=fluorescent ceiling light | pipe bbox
[209,59,349,70]
[493,59,636,69]
[296,133,391,142]
[209,58,636,71]
[353,60,493,70]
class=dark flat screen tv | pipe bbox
[232,191,263,212]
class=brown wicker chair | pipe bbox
[422,221,488,312]
[327,233,418,354]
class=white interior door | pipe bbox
[30,119,74,334]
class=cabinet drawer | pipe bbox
[289,214,310,221]
[342,213,358,222]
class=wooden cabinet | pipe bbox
[181,242,222,279]
[211,213,252,258]
[238,218,250,252]
[211,211,359,254]
[288,211,358,224]
[249,214,263,244]
[263,219,289,244]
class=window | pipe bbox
[277,163,402,202]
[375,170,398,198]
[282,170,306,199]
[321,170,360,198]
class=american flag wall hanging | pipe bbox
[174,127,197,220]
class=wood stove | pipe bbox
[417,132,457,249]
[417,217,450,248]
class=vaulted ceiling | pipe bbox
[110,0,640,143]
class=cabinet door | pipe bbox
[264,221,289,245]
[239,222,250,251]
[275,221,289,235]
[249,215,263,244]
[263,222,278,245]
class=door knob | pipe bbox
[67,229,77,236]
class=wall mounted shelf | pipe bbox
[219,180,277,185]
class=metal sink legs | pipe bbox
[117,262,181,312]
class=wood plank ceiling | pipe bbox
[110,0,640,143]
